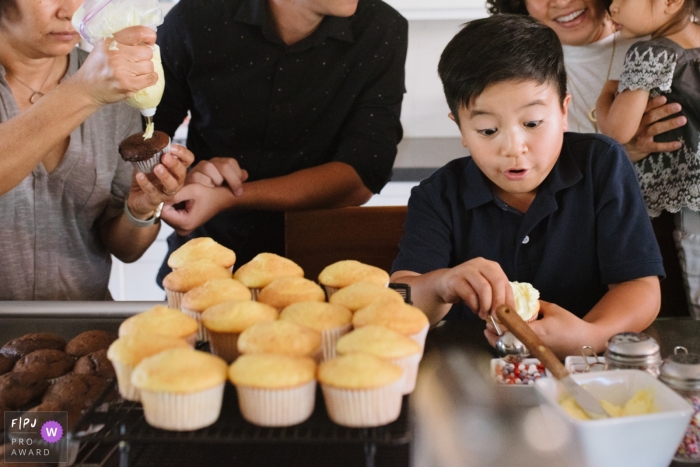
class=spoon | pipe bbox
[490,315,530,362]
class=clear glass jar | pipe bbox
[604,332,661,378]
[659,346,700,463]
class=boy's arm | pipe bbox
[596,82,651,145]
[391,257,516,326]
[506,276,660,360]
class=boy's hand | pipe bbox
[437,257,515,320]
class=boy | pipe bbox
[390,14,664,359]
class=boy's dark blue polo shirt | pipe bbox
[392,133,665,320]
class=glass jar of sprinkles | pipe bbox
[659,346,700,463]
[604,332,662,378]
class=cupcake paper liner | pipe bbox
[389,352,422,395]
[181,307,209,343]
[321,324,353,361]
[409,323,430,354]
[249,288,261,301]
[322,285,340,299]
[321,379,403,427]
[112,360,139,401]
[165,288,184,310]
[235,380,316,427]
[139,383,225,431]
[207,330,241,363]
[130,139,171,174]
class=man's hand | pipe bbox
[185,157,248,195]
[436,257,515,320]
[160,184,232,235]
[624,95,686,162]
[74,26,159,106]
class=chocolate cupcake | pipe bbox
[0,333,66,362]
[65,330,118,358]
[0,355,13,375]
[74,349,116,380]
[13,349,74,380]
[118,130,171,173]
[0,372,49,409]
[42,374,113,410]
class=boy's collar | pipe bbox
[461,136,582,211]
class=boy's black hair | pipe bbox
[438,14,567,123]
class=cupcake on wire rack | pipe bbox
[238,320,323,362]
[118,305,199,346]
[229,354,317,427]
[180,278,252,342]
[329,281,405,312]
[257,276,325,311]
[353,299,430,350]
[167,237,236,272]
[318,260,390,298]
[202,300,279,363]
[131,348,228,431]
[162,261,232,309]
[233,253,304,300]
[280,301,353,361]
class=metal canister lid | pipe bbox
[604,332,662,366]
[660,347,700,390]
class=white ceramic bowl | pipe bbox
[490,358,551,406]
[534,369,692,467]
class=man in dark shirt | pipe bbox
[155,0,407,282]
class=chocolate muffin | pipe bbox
[73,349,115,379]
[0,372,49,409]
[13,349,74,380]
[118,130,170,173]
[65,330,117,358]
[42,374,113,410]
[26,401,82,430]
[0,355,13,375]
[0,333,66,362]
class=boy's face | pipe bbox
[452,80,570,208]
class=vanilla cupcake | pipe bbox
[280,302,353,361]
[318,260,390,297]
[508,281,540,323]
[257,276,325,311]
[181,278,252,342]
[336,326,422,394]
[167,237,236,271]
[353,299,430,350]
[131,348,228,431]
[202,301,279,363]
[118,305,198,346]
[233,253,304,299]
[229,354,316,426]
[238,320,322,361]
[162,261,232,309]
[329,281,404,312]
[318,353,403,427]
[107,334,190,401]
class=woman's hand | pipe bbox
[126,144,194,219]
[624,95,687,162]
[71,26,158,106]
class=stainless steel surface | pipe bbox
[605,332,662,377]
[660,347,700,391]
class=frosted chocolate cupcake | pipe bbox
[201,301,279,363]
[131,348,228,431]
[167,237,236,272]
[318,260,390,297]
[353,299,430,350]
[280,302,353,361]
[257,276,325,311]
[162,261,233,309]
[233,253,304,299]
[318,353,403,427]
[329,281,404,312]
[238,320,322,361]
[118,130,171,173]
[180,278,252,342]
[336,325,422,394]
[118,305,198,346]
[107,334,190,401]
[229,354,316,426]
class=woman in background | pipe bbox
[0,0,193,300]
